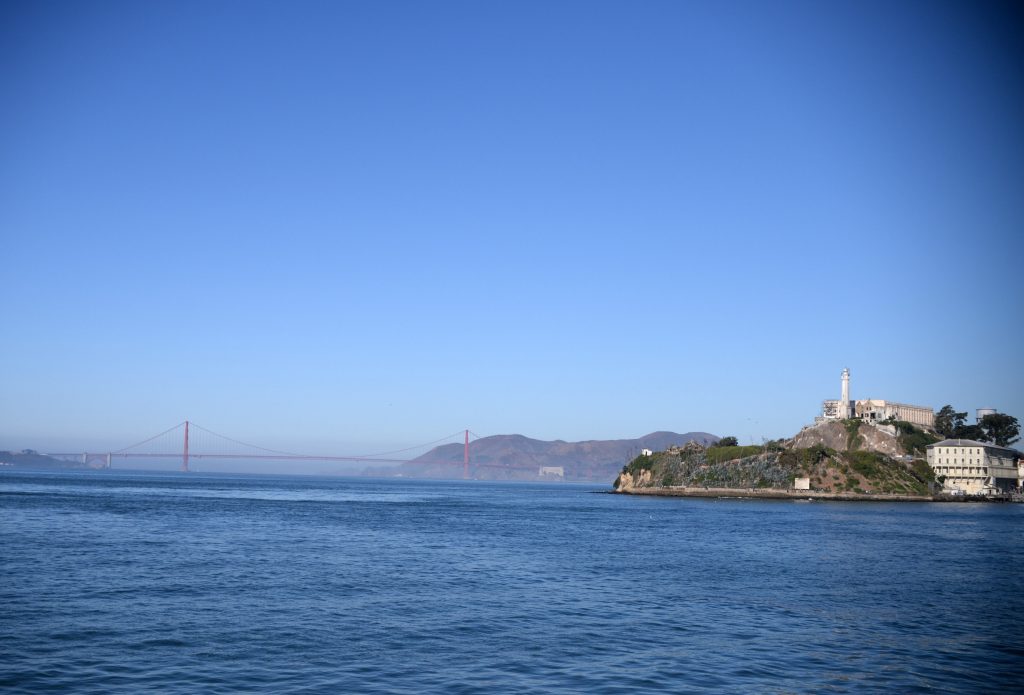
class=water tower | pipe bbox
[976,408,997,423]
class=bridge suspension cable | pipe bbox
[99,421,474,466]
[49,422,491,473]
[185,423,469,460]
[186,422,322,459]
[346,431,470,459]
[110,421,187,454]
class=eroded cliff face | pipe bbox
[791,420,903,457]
[613,468,652,491]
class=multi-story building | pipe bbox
[926,439,1022,495]
[819,368,934,428]
[854,399,934,427]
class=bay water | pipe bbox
[2,470,1021,693]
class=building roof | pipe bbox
[857,399,933,410]
[927,438,1020,454]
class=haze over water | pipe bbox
[2,470,1021,693]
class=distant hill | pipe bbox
[380,431,719,481]
[0,450,88,469]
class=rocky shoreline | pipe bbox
[612,486,1018,503]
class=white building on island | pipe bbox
[854,399,934,427]
[926,439,1022,495]
[819,368,934,428]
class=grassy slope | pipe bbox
[619,443,936,496]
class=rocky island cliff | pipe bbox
[614,420,940,499]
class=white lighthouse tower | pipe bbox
[840,368,851,419]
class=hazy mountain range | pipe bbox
[379,431,720,482]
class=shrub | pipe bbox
[844,419,864,450]
[910,459,936,484]
[623,454,654,476]
[892,422,941,455]
[802,444,829,466]
[703,445,762,464]
[845,450,886,479]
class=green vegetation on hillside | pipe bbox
[617,440,936,496]
[844,419,863,451]
[703,445,762,464]
[839,450,934,495]
[623,453,655,476]
[621,445,804,490]
[889,421,940,456]
[777,443,830,469]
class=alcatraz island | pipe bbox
[613,368,1023,502]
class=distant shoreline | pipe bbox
[612,487,1013,503]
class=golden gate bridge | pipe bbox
[45,421,530,478]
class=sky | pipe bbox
[2,0,1023,462]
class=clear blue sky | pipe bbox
[2,0,1022,458]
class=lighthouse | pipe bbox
[840,368,851,419]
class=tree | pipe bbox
[979,413,1020,447]
[953,424,985,441]
[934,405,967,438]
[713,436,738,447]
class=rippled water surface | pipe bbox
[2,470,1022,693]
